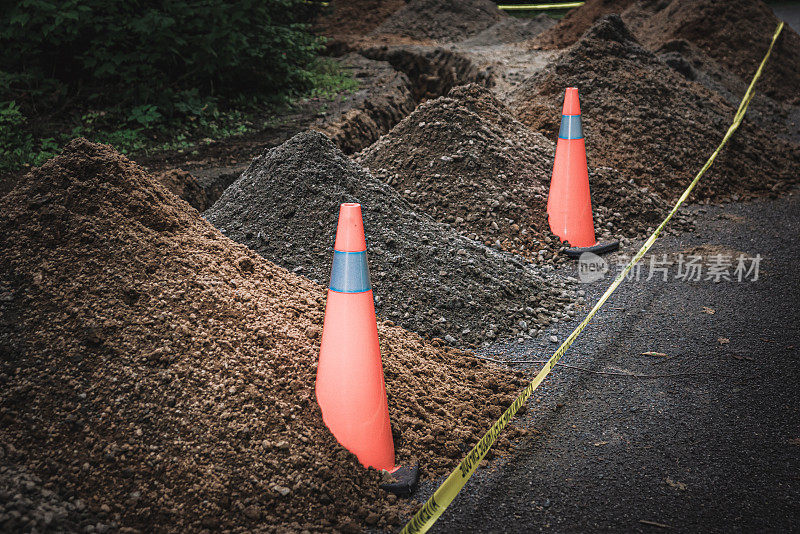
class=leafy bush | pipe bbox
[1,0,324,118]
[0,102,59,171]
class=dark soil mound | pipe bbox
[205,131,577,348]
[315,0,406,42]
[460,14,556,46]
[534,0,800,105]
[0,139,529,532]
[513,15,800,203]
[373,0,505,43]
[533,0,636,49]
[630,0,800,105]
[359,84,681,257]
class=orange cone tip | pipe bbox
[562,86,581,115]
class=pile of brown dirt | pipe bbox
[459,14,556,46]
[629,0,800,105]
[0,139,529,532]
[206,130,578,348]
[534,0,800,105]
[512,15,800,204]
[314,0,406,41]
[373,0,505,43]
[533,0,636,49]
[358,84,681,259]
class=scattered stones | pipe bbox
[0,139,529,531]
[205,131,576,347]
[514,15,800,204]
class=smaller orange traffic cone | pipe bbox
[547,87,618,258]
[316,203,418,495]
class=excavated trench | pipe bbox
[156,45,495,212]
[315,46,494,155]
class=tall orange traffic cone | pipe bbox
[316,203,418,495]
[547,87,618,258]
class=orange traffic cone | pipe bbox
[316,203,418,495]
[547,87,618,258]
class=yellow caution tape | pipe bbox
[400,21,784,534]
[497,2,585,10]
[312,1,580,9]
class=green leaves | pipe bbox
[1,0,324,114]
[0,0,333,170]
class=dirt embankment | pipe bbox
[372,0,505,43]
[313,53,418,155]
[0,139,530,532]
[316,47,495,156]
[534,0,800,105]
[513,15,800,203]
[359,84,685,259]
[205,131,578,348]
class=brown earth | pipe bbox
[153,168,209,211]
[533,0,800,105]
[0,139,529,532]
[628,0,800,105]
[314,0,407,46]
[513,15,800,204]
[533,0,637,49]
[358,84,685,261]
[372,0,505,43]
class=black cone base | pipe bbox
[379,464,420,497]
[564,240,620,259]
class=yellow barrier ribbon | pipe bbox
[498,2,585,10]
[400,20,785,534]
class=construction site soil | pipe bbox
[205,131,578,349]
[358,84,686,259]
[513,15,800,203]
[0,139,531,532]
[3,0,799,532]
[535,0,800,105]
[372,0,504,43]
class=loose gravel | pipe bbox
[513,15,800,204]
[0,139,530,532]
[205,131,578,348]
[359,84,686,259]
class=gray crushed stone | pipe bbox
[204,131,578,348]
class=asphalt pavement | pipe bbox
[411,190,799,532]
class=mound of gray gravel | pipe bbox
[205,131,578,348]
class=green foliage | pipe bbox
[308,59,361,99]
[1,0,324,115]
[0,0,348,171]
[0,102,59,171]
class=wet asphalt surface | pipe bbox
[406,190,799,533]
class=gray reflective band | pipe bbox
[329,250,371,293]
[558,114,583,140]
